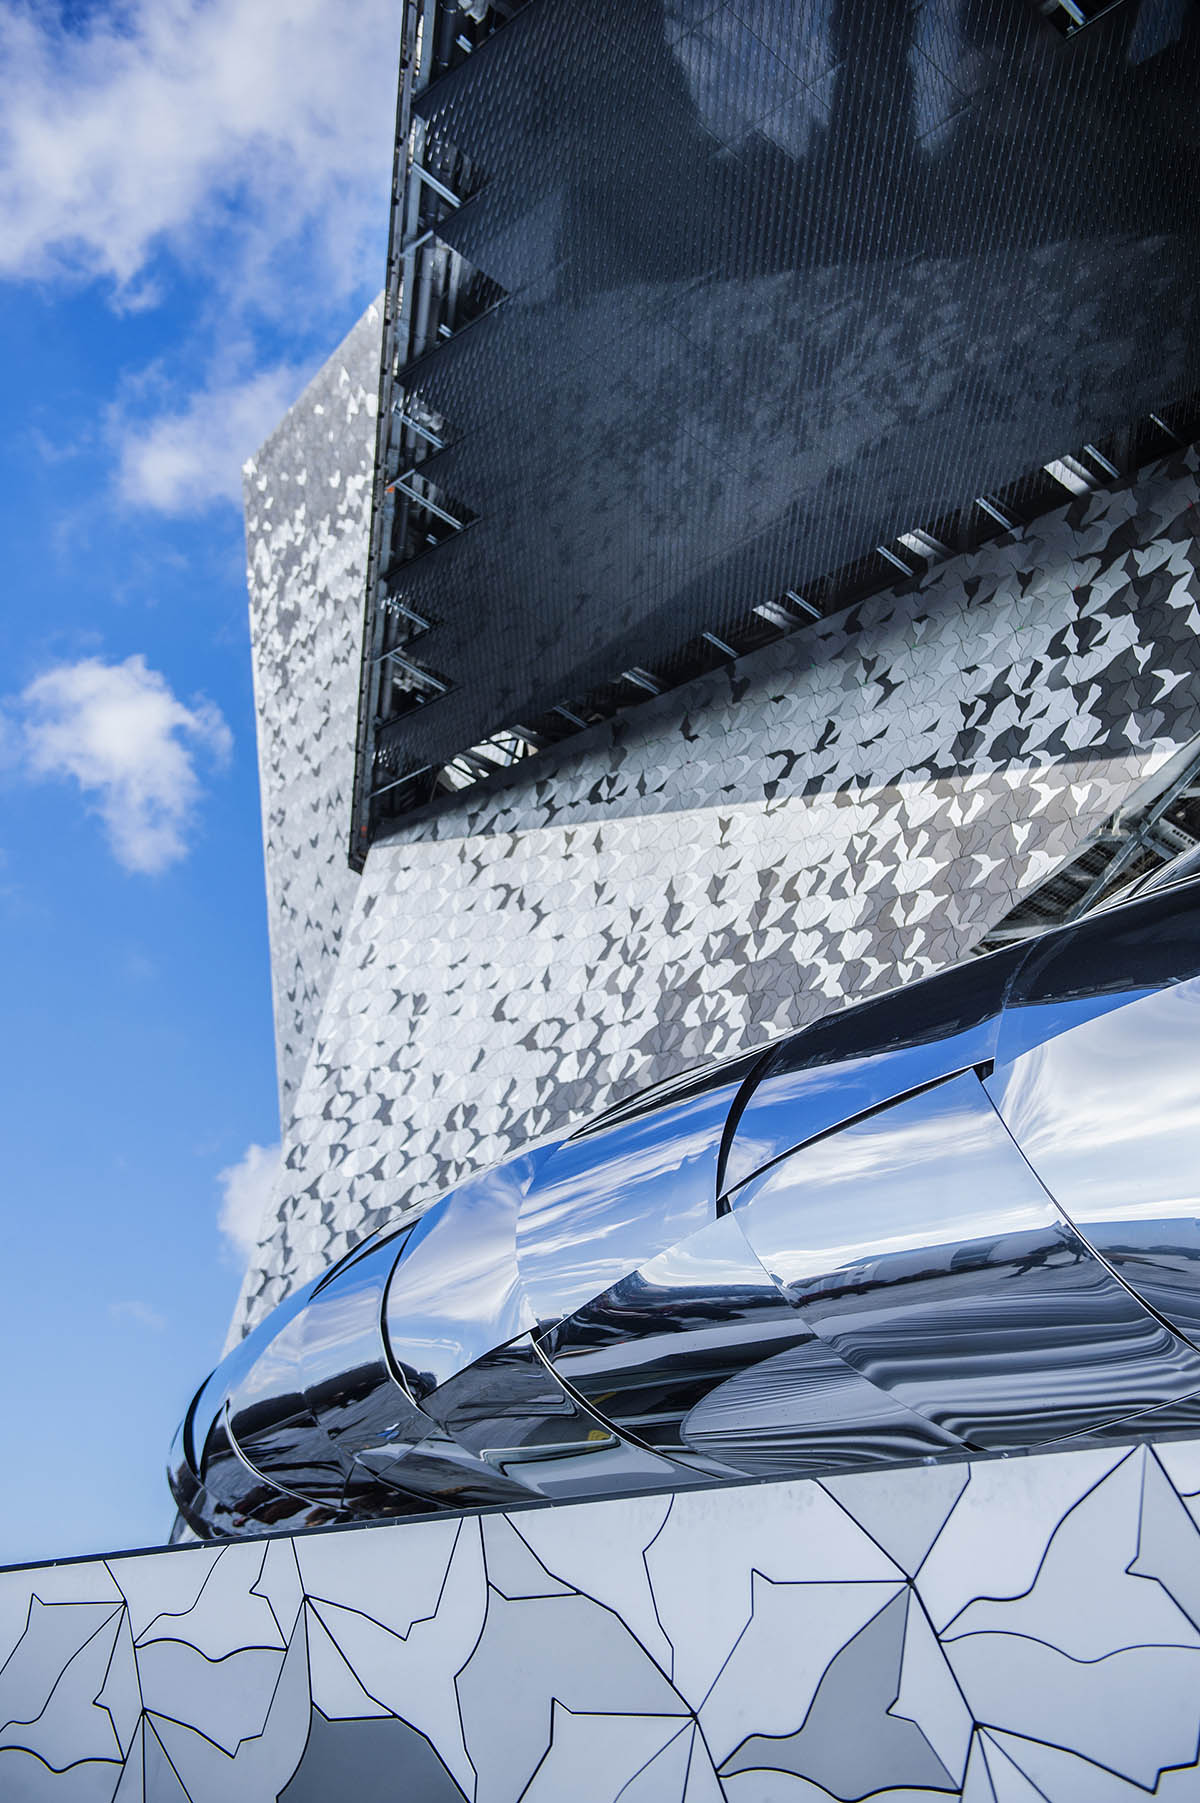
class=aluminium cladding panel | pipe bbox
[233,449,1200,1334]
[245,301,383,1116]
[9,1438,1200,1796]
[369,0,1200,780]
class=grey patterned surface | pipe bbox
[243,302,381,1117]
[7,1438,1200,1798]
[235,443,1200,1333]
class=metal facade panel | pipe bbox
[357,0,1200,831]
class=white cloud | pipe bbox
[218,1141,281,1262]
[115,363,305,513]
[18,655,232,873]
[110,1299,167,1332]
[0,0,399,302]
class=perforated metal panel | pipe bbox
[353,0,1200,848]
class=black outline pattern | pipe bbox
[4,1440,1200,1796]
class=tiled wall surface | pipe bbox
[6,1438,1200,1800]
[243,302,380,1117]
[235,443,1200,1333]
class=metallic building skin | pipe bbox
[356,0,1200,831]
[173,874,1200,1538]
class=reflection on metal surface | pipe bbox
[732,1072,1200,1449]
[172,878,1200,1539]
[720,943,1026,1193]
[540,1214,805,1461]
[515,1074,743,1326]
[989,974,1200,1347]
[683,1334,965,1478]
[384,1158,537,1400]
[992,878,1200,1066]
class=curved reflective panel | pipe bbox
[721,942,1028,1194]
[539,1214,808,1462]
[570,1049,763,1141]
[993,878,1200,1069]
[170,879,1200,1538]
[351,1435,542,1511]
[184,1276,320,1479]
[298,1235,429,1465]
[731,1072,1200,1449]
[384,1159,537,1401]
[383,1161,547,1399]
[515,1072,747,1327]
[989,973,1200,1347]
[224,1312,348,1504]
[682,1334,967,1478]
[311,1217,419,1295]
[1040,1386,1200,1455]
[425,1332,700,1501]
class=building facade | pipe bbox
[5,4,1200,1797]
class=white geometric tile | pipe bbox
[456,1589,687,1803]
[480,1516,575,1601]
[513,1494,674,1674]
[646,1479,901,1706]
[305,1602,390,1720]
[520,1705,690,1803]
[113,1545,221,1642]
[820,1462,970,1577]
[915,1447,1128,1632]
[138,1640,285,1755]
[944,1630,1200,1786]
[138,1542,281,1659]
[891,1591,974,1783]
[946,1449,1199,1658]
[616,1721,694,1803]
[294,1515,461,1633]
[0,1604,124,1772]
[698,1577,903,1767]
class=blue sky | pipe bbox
[0,0,399,1564]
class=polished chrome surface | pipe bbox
[539,1214,807,1462]
[515,1072,745,1326]
[731,1071,1200,1449]
[720,942,1027,1194]
[384,1157,538,1400]
[171,877,1200,1539]
[682,1334,966,1478]
[989,973,1200,1348]
[991,878,1200,1067]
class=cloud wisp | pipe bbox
[114,363,306,514]
[17,655,232,873]
[217,1141,281,1263]
[109,1299,167,1333]
[0,0,399,514]
[0,0,399,304]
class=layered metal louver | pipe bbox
[172,872,1200,1537]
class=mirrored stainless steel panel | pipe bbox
[185,1276,320,1479]
[515,1074,745,1327]
[423,1332,706,1500]
[993,880,1200,1068]
[384,1158,537,1400]
[732,1072,1200,1448]
[352,1434,542,1510]
[1040,1385,1200,1455]
[170,878,1200,1537]
[682,1334,967,1478]
[721,943,1027,1194]
[299,1235,430,1464]
[540,1214,809,1460]
[224,1311,348,1503]
[989,972,1200,1347]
